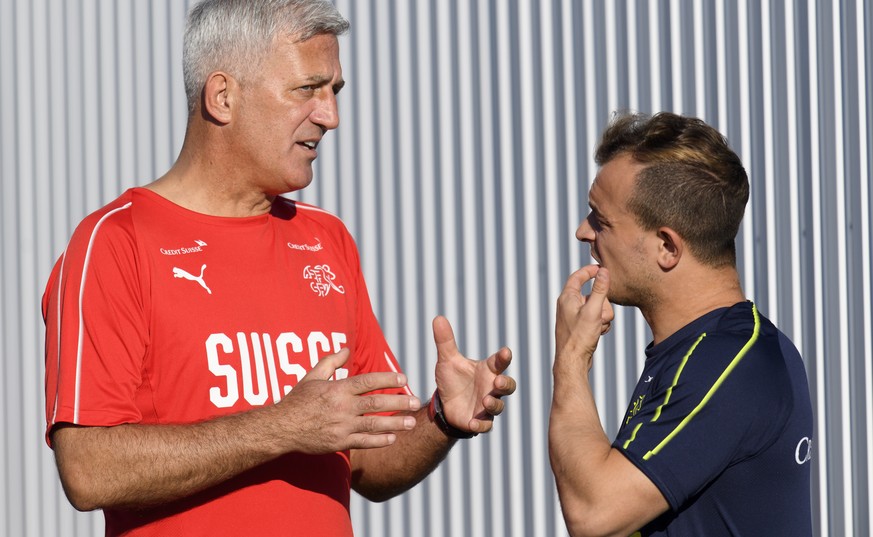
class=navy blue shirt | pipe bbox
[614,302,813,536]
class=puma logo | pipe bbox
[173,264,212,294]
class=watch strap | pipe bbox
[428,390,477,439]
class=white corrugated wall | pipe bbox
[1,0,870,535]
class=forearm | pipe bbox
[51,351,419,511]
[52,405,287,511]
[549,351,629,536]
[350,405,455,502]
[549,353,614,504]
[550,268,668,535]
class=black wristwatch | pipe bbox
[428,390,477,439]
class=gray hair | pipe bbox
[183,0,349,115]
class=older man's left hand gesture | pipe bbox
[431,316,516,435]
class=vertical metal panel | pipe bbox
[2,1,871,536]
[1,2,19,536]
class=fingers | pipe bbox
[281,376,418,453]
[493,373,517,397]
[464,373,517,436]
[481,373,516,417]
[558,265,612,327]
[354,392,421,414]
[487,346,513,375]
[603,294,615,322]
[345,413,418,449]
[357,413,416,432]
[562,264,601,295]
[347,433,398,449]
[482,393,507,415]
[468,419,494,434]
[344,370,410,395]
[302,348,412,396]
[601,299,615,334]
[358,413,416,434]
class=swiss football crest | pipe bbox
[303,264,346,297]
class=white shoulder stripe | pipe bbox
[383,352,413,396]
[292,201,339,218]
[72,202,133,423]
[51,252,67,425]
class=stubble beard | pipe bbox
[606,259,660,312]
[609,282,659,311]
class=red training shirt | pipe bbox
[43,188,411,536]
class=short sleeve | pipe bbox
[614,334,792,509]
[43,200,150,444]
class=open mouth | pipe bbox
[299,140,319,151]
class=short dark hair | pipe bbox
[595,111,749,267]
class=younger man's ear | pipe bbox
[656,227,683,270]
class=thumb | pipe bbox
[300,348,350,383]
[584,268,610,319]
[432,316,459,362]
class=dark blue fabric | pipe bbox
[614,302,813,536]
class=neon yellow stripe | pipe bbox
[623,423,644,449]
[622,334,705,451]
[642,304,761,461]
[652,334,707,422]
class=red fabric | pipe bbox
[43,188,409,536]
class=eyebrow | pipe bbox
[588,201,611,225]
[301,74,345,92]
[588,199,600,214]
